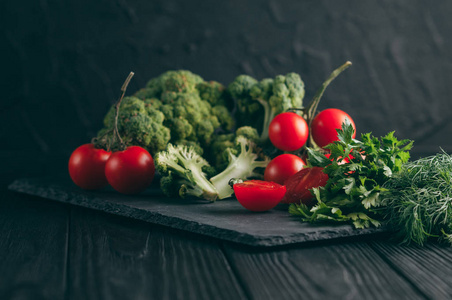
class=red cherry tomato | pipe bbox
[264,154,306,185]
[68,144,111,190]
[105,146,155,195]
[268,112,309,151]
[233,180,286,212]
[281,167,329,206]
[311,108,356,148]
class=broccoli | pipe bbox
[227,73,305,143]
[96,70,235,159]
[156,136,270,201]
[156,144,219,201]
[209,136,270,199]
[196,80,235,132]
[141,70,234,146]
[196,80,227,107]
[97,96,171,154]
[207,126,260,171]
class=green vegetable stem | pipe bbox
[93,72,135,152]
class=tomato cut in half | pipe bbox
[281,167,329,206]
[233,180,286,212]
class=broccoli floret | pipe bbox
[228,75,260,115]
[235,126,260,143]
[156,144,219,201]
[207,126,259,171]
[159,92,217,144]
[227,75,262,128]
[207,133,235,171]
[212,105,235,132]
[196,81,226,106]
[147,70,204,96]
[147,70,234,146]
[156,136,269,201]
[97,96,170,155]
[209,136,270,199]
[228,73,305,143]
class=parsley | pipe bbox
[289,122,413,229]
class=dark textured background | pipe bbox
[2,0,452,159]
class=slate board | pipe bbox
[8,176,387,247]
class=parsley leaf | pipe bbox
[290,122,413,229]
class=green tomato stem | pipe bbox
[303,61,352,151]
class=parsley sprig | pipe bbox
[289,122,413,229]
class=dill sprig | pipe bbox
[382,151,452,245]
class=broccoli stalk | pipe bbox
[210,136,270,199]
[156,136,269,201]
[156,144,219,201]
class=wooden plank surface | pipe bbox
[67,206,247,300]
[0,191,69,300]
[371,241,452,299]
[2,152,451,299]
[223,241,425,300]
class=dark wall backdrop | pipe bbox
[2,0,452,159]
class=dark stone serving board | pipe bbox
[8,176,387,247]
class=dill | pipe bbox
[382,151,452,245]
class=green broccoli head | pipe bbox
[246,73,305,143]
[158,91,222,146]
[269,73,305,115]
[235,126,260,144]
[206,126,260,171]
[207,133,235,171]
[97,96,171,155]
[227,75,261,116]
[159,171,180,198]
[146,70,204,97]
[249,78,274,102]
[196,81,227,106]
[211,105,235,132]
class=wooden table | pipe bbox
[1,152,451,299]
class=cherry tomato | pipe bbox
[233,180,286,212]
[269,112,309,151]
[311,108,356,148]
[264,154,306,185]
[105,146,155,195]
[68,144,111,190]
[281,167,329,206]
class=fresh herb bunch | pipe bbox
[289,122,413,229]
[382,151,452,245]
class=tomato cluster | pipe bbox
[269,108,355,152]
[235,108,356,212]
[69,144,155,195]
